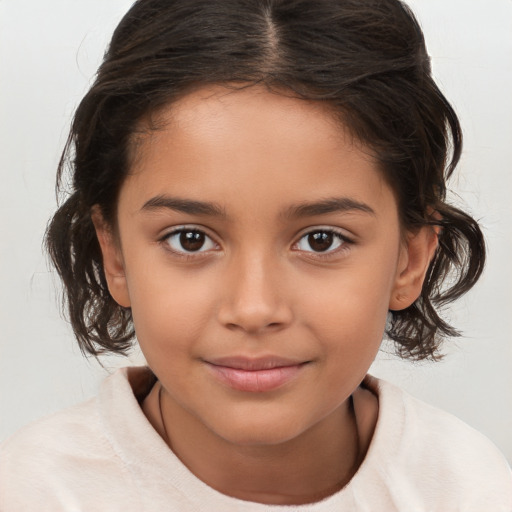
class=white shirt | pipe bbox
[1,367,511,511]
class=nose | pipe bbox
[217,251,293,334]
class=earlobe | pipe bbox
[389,225,439,311]
[90,206,131,308]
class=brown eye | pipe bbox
[296,230,347,253]
[164,229,217,254]
[308,232,334,252]
[180,231,205,251]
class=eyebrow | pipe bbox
[282,197,375,219]
[141,194,375,219]
[142,195,227,217]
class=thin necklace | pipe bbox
[349,394,362,474]
[328,395,361,496]
[158,383,172,448]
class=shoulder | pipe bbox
[387,379,509,470]
[362,376,512,510]
[0,369,146,511]
[0,395,104,467]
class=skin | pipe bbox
[93,85,438,505]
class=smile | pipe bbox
[204,357,310,393]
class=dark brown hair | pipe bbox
[46,0,485,360]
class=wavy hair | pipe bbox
[46,0,485,360]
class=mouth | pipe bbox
[203,356,311,393]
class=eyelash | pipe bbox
[159,226,354,260]
[293,229,353,259]
[159,227,219,261]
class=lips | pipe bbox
[204,356,309,393]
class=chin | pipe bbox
[222,430,302,447]
[211,413,310,447]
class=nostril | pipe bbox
[224,320,284,333]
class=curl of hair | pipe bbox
[46,191,134,355]
[46,0,485,359]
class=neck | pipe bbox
[144,382,365,505]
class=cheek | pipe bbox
[125,259,219,354]
[300,264,394,328]
[297,254,398,360]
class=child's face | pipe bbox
[96,85,434,445]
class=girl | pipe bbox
[1,0,511,510]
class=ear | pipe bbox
[90,206,131,308]
[389,224,439,311]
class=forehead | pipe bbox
[163,84,343,139]
[122,84,394,219]
[132,84,350,161]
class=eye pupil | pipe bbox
[308,232,333,252]
[180,231,205,251]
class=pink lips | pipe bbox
[204,356,308,393]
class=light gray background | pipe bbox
[1,1,511,463]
